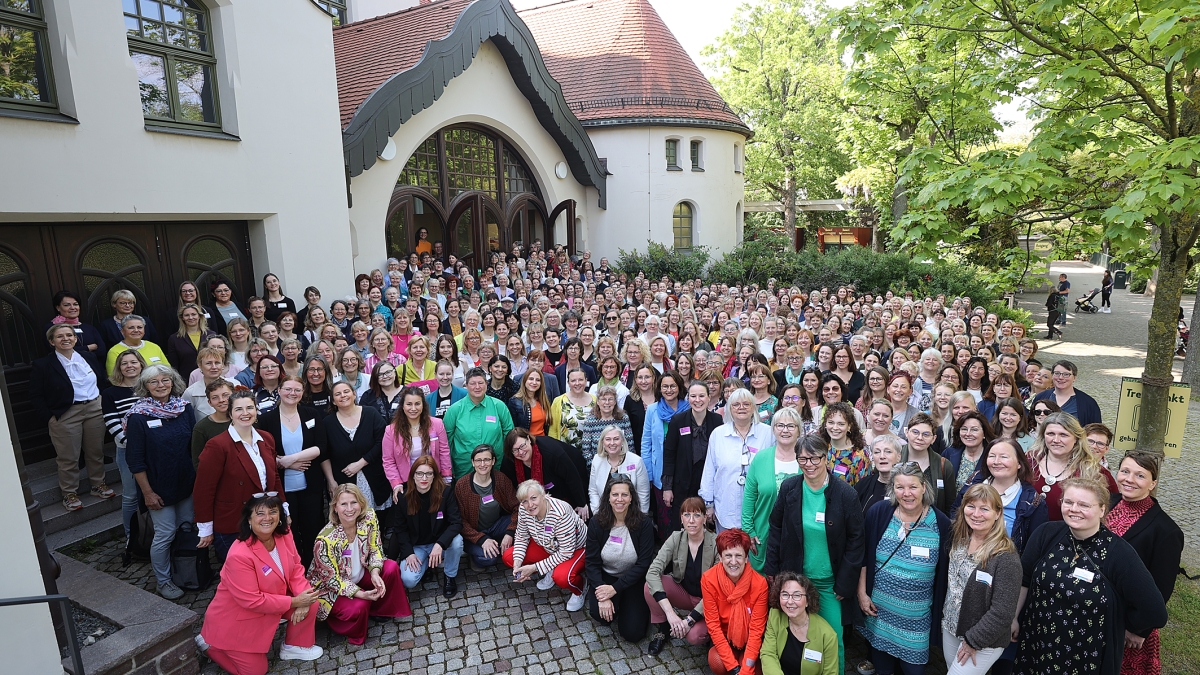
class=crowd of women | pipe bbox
[40,242,1184,675]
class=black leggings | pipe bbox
[587,571,651,642]
[1047,310,1062,336]
[1101,290,1111,307]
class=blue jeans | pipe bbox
[114,444,138,539]
[213,532,239,563]
[399,534,464,588]
[464,514,512,567]
[148,496,194,586]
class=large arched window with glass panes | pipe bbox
[388,124,557,273]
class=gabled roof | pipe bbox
[333,0,608,207]
[518,0,750,135]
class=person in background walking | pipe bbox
[1055,273,1071,326]
[1101,270,1114,313]
[1044,290,1063,340]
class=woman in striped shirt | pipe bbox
[102,349,146,543]
[502,480,588,612]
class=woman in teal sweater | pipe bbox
[742,406,803,571]
[761,572,839,675]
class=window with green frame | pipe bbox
[665,139,679,169]
[123,0,219,128]
[0,0,57,113]
[673,202,693,251]
[311,0,346,25]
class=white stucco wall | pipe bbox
[0,0,352,299]
[346,0,419,22]
[347,39,590,273]
[584,125,746,260]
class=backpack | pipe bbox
[170,521,213,591]
[125,503,155,564]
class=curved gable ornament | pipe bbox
[341,0,608,209]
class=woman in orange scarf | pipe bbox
[701,528,769,674]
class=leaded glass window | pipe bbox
[673,202,693,251]
[503,149,535,200]
[125,0,219,127]
[398,135,440,200]
[0,0,56,112]
[445,128,498,200]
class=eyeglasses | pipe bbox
[797,456,825,466]
[251,491,279,498]
[783,395,802,403]
[908,430,934,440]
[414,471,436,478]
[775,423,798,432]
[1052,371,1073,378]
[1086,439,1109,449]
[779,592,807,601]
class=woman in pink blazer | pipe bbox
[196,494,322,674]
[382,387,452,497]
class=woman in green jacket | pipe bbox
[742,406,803,571]
[761,572,839,675]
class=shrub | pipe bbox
[615,241,711,281]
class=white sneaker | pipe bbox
[536,573,556,591]
[193,633,209,654]
[566,586,585,612]
[279,643,323,661]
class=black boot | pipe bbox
[443,571,458,598]
[647,623,669,655]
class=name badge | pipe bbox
[936,479,945,489]
[626,464,636,471]
[911,546,930,559]
[815,512,825,523]
[436,511,444,520]
[1072,567,1095,583]
[976,570,993,586]
[149,356,161,363]
[73,328,83,334]
[833,465,848,476]
[545,481,555,489]
[741,454,751,466]
[277,302,288,308]
[203,312,211,319]
[486,415,497,423]
[262,565,272,575]
[430,435,438,440]
[147,419,163,428]
[342,548,352,557]
[609,536,623,544]
[748,446,758,454]
[481,494,494,504]
[680,427,691,435]
[759,410,769,420]
[545,525,554,533]
[803,648,823,663]
[305,418,315,429]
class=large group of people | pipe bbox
[29,240,1184,675]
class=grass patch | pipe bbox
[1161,576,1200,675]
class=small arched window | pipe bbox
[673,202,694,251]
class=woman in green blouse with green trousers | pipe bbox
[742,406,804,572]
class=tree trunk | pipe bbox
[784,173,799,251]
[1135,215,1194,456]
[890,118,917,236]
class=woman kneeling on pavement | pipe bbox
[307,484,411,646]
[504,479,589,611]
[585,474,656,642]
[392,455,464,597]
[702,528,769,675]
[644,496,716,655]
[760,572,840,675]
[455,444,518,570]
[196,494,322,673]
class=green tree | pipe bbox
[845,0,1200,455]
[704,0,853,248]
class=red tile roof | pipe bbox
[332,0,472,128]
[518,0,748,132]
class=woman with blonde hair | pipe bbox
[620,338,651,386]
[459,327,484,370]
[1026,411,1117,520]
[508,367,552,436]
[364,327,405,372]
[397,335,436,384]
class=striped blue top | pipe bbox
[861,508,940,664]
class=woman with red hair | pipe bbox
[701,528,769,674]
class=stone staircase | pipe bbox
[27,457,126,551]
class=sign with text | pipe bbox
[1113,377,1189,458]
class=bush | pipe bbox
[987,301,1034,329]
[616,241,711,281]
[1130,274,1149,294]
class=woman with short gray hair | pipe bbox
[105,314,169,375]
[699,388,775,533]
[858,461,953,675]
[124,364,196,600]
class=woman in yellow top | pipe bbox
[106,314,169,374]
[760,572,840,675]
[398,335,437,385]
[549,368,595,452]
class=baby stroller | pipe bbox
[1075,288,1100,314]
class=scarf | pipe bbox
[122,396,189,431]
[1107,496,1152,536]
[655,397,683,424]
[514,442,544,485]
[51,315,80,326]
[713,565,759,649]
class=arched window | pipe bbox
[673,202,694,251]
[124,0,219,127]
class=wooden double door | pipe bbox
[0,222,253,465]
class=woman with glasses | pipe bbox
[643,496,717,654]
[858,462,953,675]
[773,345,809,394]
[584,475,656,642]
[700,389,776,533]
[504,479,589,612]
[741,408,804,571]
[1030,359,1101,425]
[856,434,904,513]
[1027,411,1117,520]
[500,428,589,519]
[454,444,519,570]
[763,433,865,671]
[902,413,957,517]
[579,387,636,468]
[760,572,841,675]
[392,456,464,598]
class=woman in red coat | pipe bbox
[194,390,286,561]
[195,494,322,674]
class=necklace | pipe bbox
[1042,454,1069,492]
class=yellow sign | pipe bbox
[1113,377,1189,458]
[1033,239,1054,252]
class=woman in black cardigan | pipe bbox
[1108,453,1184,675]
[584,475,656,642]
[499,429,589,517]
[661,380,723,530]
[393,456,464,599]
[256,379,325,567]
[319,381,390,516]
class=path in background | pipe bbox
[1018,260,1199,571]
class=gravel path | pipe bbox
[1017,260,1199,572]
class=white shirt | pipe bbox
[197,427,275,538]
[698,422,776,530]
[56,351,99,401]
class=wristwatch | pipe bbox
[685,616,696,628]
